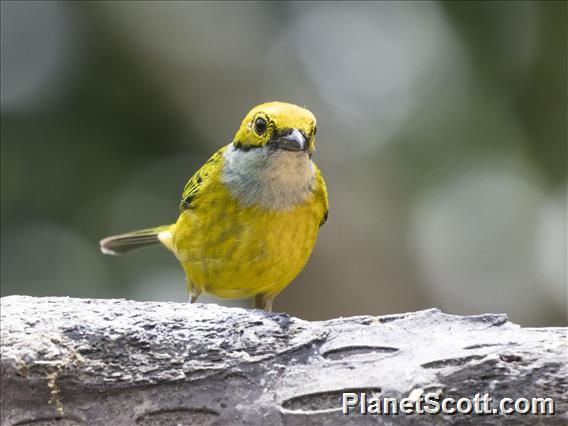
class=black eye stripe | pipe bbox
[234,140,261,151]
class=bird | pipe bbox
[100,102,328,312]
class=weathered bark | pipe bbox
[1,295,566,425]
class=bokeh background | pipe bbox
[1,1,566,326]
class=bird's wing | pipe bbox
[313,162,329,227]
[180,146,227,211]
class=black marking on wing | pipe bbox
[180,147,225,211]
[319,209,328,227]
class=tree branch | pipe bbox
[1,296,566,425]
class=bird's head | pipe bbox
[223,102,318,210]
[232,102,317,155]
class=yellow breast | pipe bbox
[172,180,325,299]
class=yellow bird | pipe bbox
[100,102,328,311]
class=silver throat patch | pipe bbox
[222,144,316,211]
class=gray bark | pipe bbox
[1,295,566,425]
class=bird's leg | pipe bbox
[186,276,201,303]
[253,293,275,312]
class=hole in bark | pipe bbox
[136,408,219,426]
[463,343,503,350]
[281,388,382,412]
[222,371,250,381]
[422,355,486,369]
[322,346,399,360]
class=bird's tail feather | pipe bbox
[100,225,172,255]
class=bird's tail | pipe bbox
[99,225,173,255]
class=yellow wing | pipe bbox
[180,146,227,211]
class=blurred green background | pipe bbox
[1,1,566,326]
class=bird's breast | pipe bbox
[172,186,324,298]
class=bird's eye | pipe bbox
[313,126,317,136]
[254,117,267,135]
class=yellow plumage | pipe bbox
[101,102,328,311]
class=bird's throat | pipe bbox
[222,144,315,211]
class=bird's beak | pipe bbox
[275,128,307,152]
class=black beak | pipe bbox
[274,128,307,152]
